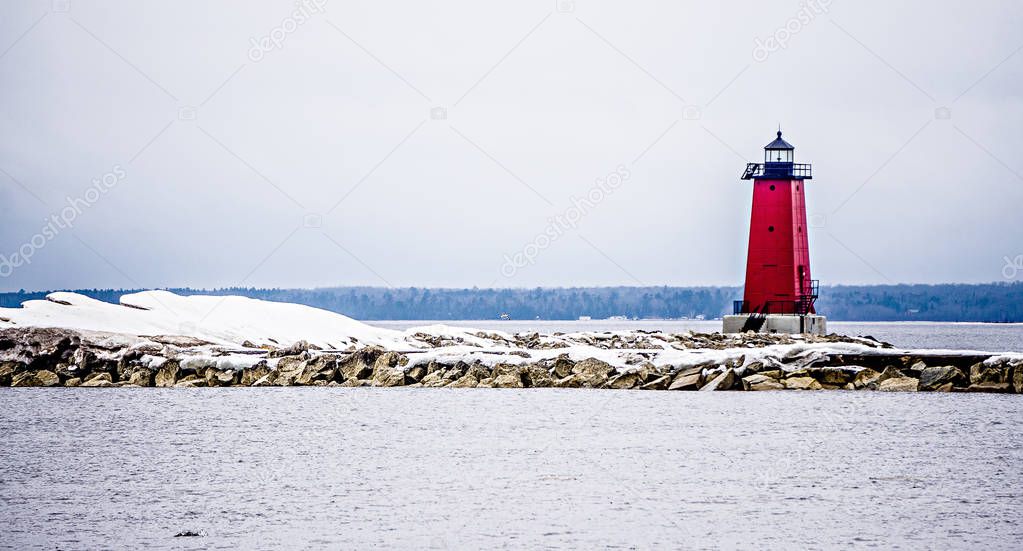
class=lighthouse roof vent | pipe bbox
[765,131,794,150]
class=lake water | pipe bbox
[372,320,1023,352]
[2,389,1021,550]
[3,322,1022,549]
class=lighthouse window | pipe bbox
[768,226,775,232]
[769,185,775,191]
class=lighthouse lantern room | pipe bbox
[724,130,827,335]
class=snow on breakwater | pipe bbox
[0,291,406,349]
[0,291,1021,392]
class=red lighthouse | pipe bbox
[724,130,825,334]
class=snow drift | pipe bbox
[0,290,405,349]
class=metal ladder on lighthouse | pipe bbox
[740,306,768,332]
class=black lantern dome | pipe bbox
[764,131,794,163]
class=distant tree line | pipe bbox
[1,283,1021,322]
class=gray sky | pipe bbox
[1,0,1021,292]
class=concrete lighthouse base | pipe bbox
[722,314,827,335]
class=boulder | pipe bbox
[1012,363,1023,394]
[606,371,643,390]
[785,368,810,379]
[64,377,81,387]
[0,362,17,386]
[809,367,857,386]
[633,363,656,382]
[10,369,60,387]
[204,368,225,386]
[744,361,765,374]
[174,358,210,380]
[492,372,524,388]
[447,373,481,388]
[269,339,319,358]
[878,377,918,392]
[492,364,525,383]
[115,354,141,383]
[964,382,1012,393]
[668,372,701,391]
[372,367,407,387]
[523,365,554,388]
[0,328,78,372]
[743,373,784,391]
[784,376,822,390]
[906,360,928,377]
[210,369,236,386]
[424,361,446,375]
[419,369,452,387]
[406,365,428,383]
[868,366,905,390]
[571,358,615,386]
[918,366,966,391]
[81,373,114,387]
[250,370,278,386]
[852,368,881,389]
[275,357,306,386]
[70,347,100,373]
[52,361,78,381]
[241,363,270,386]
[127,368,154,387]
[155,361,180,387]
[674,363,711,379]
[552,374,577,388]
[447,363,488,388]
[700,369,735,391]
[371,352,409,387]
[35,369,59,386]
[339,347,382,380]
[174,375,206,388]
[551,355,575,379]
[639,375,671,390]
[295,364,325,386]
[969,362,1005,385]
[276,354,305,371]
[297,355,339,384]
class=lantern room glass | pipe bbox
[766,149,792,163]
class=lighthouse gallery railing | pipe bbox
[733,280,819,315]
[741,163,813,180]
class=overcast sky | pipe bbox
[1,0,1021,292]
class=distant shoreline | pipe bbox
[2,283,1022,323]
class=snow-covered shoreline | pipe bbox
[1,291,1021,392]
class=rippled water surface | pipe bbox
[2,389,1021,550]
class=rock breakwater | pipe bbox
[2,326,1020,393]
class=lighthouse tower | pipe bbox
[723,130,826,335]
